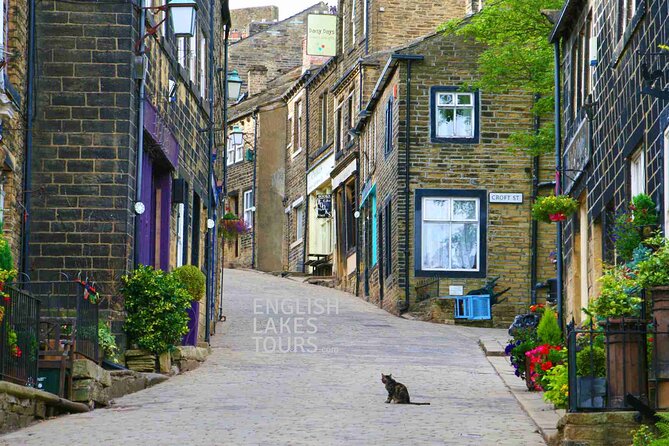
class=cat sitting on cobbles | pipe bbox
[381,374,430,405]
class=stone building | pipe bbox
[228,2,329,97]
[353,32,556,323]
[0,0,29,267]
[229,5,278,41]
[28,1,226,335]
[550,0,669,324]
[223,68,301,271]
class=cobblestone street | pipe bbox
[1,269,545,445]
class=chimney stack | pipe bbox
[248,65,268,97]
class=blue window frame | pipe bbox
[430,86,480,144]
[414,189,487,278]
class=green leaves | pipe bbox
[440,0,564,155]
[121,265,192,355]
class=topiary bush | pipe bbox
[172,265,206,302]
[576,345,606,377]
[121,265,191,355]
[537,307,562,345]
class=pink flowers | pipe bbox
[525,344,563,390]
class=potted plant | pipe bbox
[613,194,659,261]
[589,265,646,408]
[637,236,669,407]
[172,265,206,347]
[220,212,248,243]
[531,194,579,223]
[575,344,606,409]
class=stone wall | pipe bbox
[229,3,329,95]
[230,6,278,40]
[557,412,638,446]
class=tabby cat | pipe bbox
[381,374,430,405]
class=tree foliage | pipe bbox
[439,0,565,155]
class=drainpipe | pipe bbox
[553,40,564,330]
[205,0,216,342]
[302,77,310,273]
[218,23,230,321]
[530,94,540,305]
[132,4,148,269]
[403,59,412,311]
[21,0,36,276]
[251,110,258,268]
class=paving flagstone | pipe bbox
[0,269,545,445]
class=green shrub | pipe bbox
[637,236,669,289]
[576,345,606,378]
[172,265,206,302]
[614,194,658,261]
[537,308,562,345]
[98,322,119,362]
[543,364,568,409]
[589,266,642,319]
[121,265,191,354]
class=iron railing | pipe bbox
[415,278,440,302]
[567,318,652,412]
[0,285,40,386]
[15,281,99,362]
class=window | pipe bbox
[629,148,645,197]
[177,37,186,67]
[235,139,244,163]
[363,0,368,39]
[415,189,487,278]
[199,35,206,98]
[384,200,392,278]
[288,116,294,149]
[664,126,669,235]
[431,87,479,143]
[350,0,356,45]
[384,96,393,155]
[344,180,357,252]
[189,27,197,79]
[468,0,484,14]
[335,106,343,154]
[226,137,235,166]
[295,205,305,242]
[620,0,637,34]
[345,93,354,146]
[320,93,328,146]
[571,16,593,119]
[341,5,346,53]
[296,100,303,151]
[243,189,254,229]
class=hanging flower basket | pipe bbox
[220,212,249,242]
[532,194,579,224]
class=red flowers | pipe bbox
[529,304,545,313]
[526,344,563,390]
[541,361,554,371]
[10,345,21,358]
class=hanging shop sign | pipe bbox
[317,194,332,218]
[306,14,337,57]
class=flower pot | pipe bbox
[181,300,200,346]
[525,358,537,391]
[576,376,606,409]
[651,286,669,408]
[601,318,648,409]
[549,213,567,222]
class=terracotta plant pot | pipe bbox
[549,213,567,222]
[601,318,648,409]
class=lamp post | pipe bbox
[168,0,197,37]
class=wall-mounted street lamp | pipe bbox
[226,70,243,102]
[230,125,244,146]
[134,0,199,54]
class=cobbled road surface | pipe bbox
[1,269,545,446]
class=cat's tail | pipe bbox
[409,402,431,405]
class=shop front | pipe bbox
[305,153,335,276]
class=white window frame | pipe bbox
[177,37,186,67]
[630,148,645,198]
[226,137,235,166]
[287,115,294,150]
[199,34,206,98]
[362,0,368,39]
[243,189,254,229]
[420,197,481,272]
[320,93,328,146]
[295,205,305,242]
[297,100,303,151]
[435,92,475,139]
[621,0,637,34]
[176,203,184,267]
[235,140,244,163]
[351,0,356,45]
[189,27,197,79]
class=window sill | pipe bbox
[290,239,303,249]
[430,136,479,144]
[291,147,303,159]
[415,269,485,279]
[611,1,645,66]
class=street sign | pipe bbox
[489,192,523,204]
